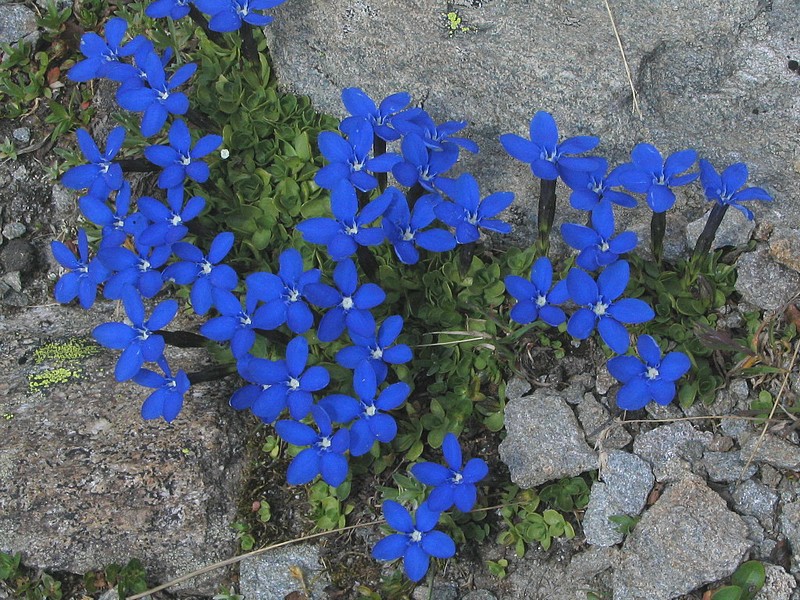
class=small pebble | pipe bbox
[2,222,26,240]
[12,127,30,144]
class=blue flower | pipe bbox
[67,18,146,82]
[505,256,568,327]
[138,187,206,247]
[146,0,191,20]
[133,357,191,422]
[698,160,773,220]
[382,189,455,264]
[303,258,385,342]
[314,123,400,192]
[98,243,172,299]
[561,158,638,212]
[410,433,488,512]
[318,361,410,456]
[62,127,126,198]
[241,336,329,421]
[296,182,392,261]
[51,228,109,309]
[560,203,638,271]
[391,133,459,191]
[566,260,654,354]
[435,173,514,243]
[500,111,601,180]
[115,52,197,137]
[144,119,222,189]
[275,405,350,487]
[617,144,698,213]
[339,87,411,142]
[372,501,456,582]
[335,315,412,383]
[393,109,479,154]
[79,182,147,248]
[246,248,320,333]
[199,285,277,358]
[92,288,178,381]
[607,334,691,410]
[193,0,285,32]
[162,232,238,315]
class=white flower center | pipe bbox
[466,212,479,225]
[287,288,300,302]
[136,327,150,340]
[592,301,609,317]
[157,90,170,101]
[646,366,660,380]
[240,314,251,326]
[319,436,331,449]
[200,260,213,275]
[138,259,151,271]
[410,530,423,543]
[344,222,359,236]
[535,294,547,308]
[370,347,383,360]
[100,163,110,174]
[341,296,354,310]
[288,377,300,390]
[114,218,124,228]
[452,472,463,484]
[180,154,191,166]
[401,228,415,242]
[170,213,182,226]
[365,404,377,417]
[599,240,610,252]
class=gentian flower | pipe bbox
[410,433,488,512]
[67,18,145,82]
[314,123,400,192]
[339,87,411,142]
[617,144,698,213]
[698,160,773,220]
[275,405,350,487]
[303,258,385,342]
[607,334,691,410]
[92,288,178,381]
[382,189,456,264]
[391,133,459,191]
[145,0,191,20]
[116,52,197,137]
[98,243,172,299]
[79,182,147,248]
[296,182,392,262]
[133,357,191,422]
[372,501,456,582]
[393,109,479,153]
[144,119,222,189]
[51,228,109,309]
[162,232,238,315]
[335,315,412,383]
[566,260,654,354]
[435,173,514,243]
[62,127,126,198]
[199,286,277,358]
[561,158,638,212]
[241,336,329,421]
[499,111,601,180]
[246,248,319,333]
[138,187,206,247]
[193,0,285,32]
[318,361,410,456]
[505,256,569,327]
[560,203,638,271]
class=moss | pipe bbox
[28,367,84,392]
[32,337,100,364]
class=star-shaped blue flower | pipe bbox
[51,228,110,309]
[62,127,126,199]
[98,243,172,299]
[561,158,638,213]
[698,160,773,220]
[500,111,601,180]
[607,334,691,410]
[144,119,222,189]
[382,189,455,264]
[67,18,146,82]
[566,260,654,354]
[394,109,479,154]
[505,256,569,327]
[335,315,412,383]
[560,203,638,271]
[199,285,277,358]
[79,182,147,249]
[137,187,206,247]
[435,173,514,243]
[339,87,411,142]
[617,144,698,213]
[392,133,459,191]
[372,501,456,582]
[411,433,488,512]
[133,357,191,422]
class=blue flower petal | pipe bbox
[286,448,320,485]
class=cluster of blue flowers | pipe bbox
[502,111,772,410]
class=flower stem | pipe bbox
[186,107,219,134]
[458,243,475,278]
[115,159,159,173]
[188,5,225,47]
[407,182,425,211]
[357,245,379,280]
[373,135,387,192]
[692,202,729,260]
[650,211,666,264]
[241,25,259,63]
[536,178,557,257]
[156,329,207,347]
[186,363,238,385]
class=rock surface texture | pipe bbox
[0,304,247,595]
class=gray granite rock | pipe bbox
[735,248,800,313]
[686,205,754,250]
[732,479,779,529]
[239,544,329,600]
[740,433,800,471]
[499,388,597,488]
[769,227,800,274]
[412,583,458,600]
[1,222,25,240]
[614,475,752,600]
[0,304,248,595]
[583,451,654,547]
[11,128,30,144]
[703,450,757,483]
[265,0,798,246]
[0,3,37,45]
[461,591,498,600]
[754,564,797,600]
[0,238,36,273]
[577,393,631,450]
[778,500,800,569]
[633,421,713,482]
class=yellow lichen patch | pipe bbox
[28,367,84,392]
[32,337,100,364]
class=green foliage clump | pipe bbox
[496,485,576,556]
[711,560,766,600]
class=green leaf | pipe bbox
[731,561,766,596]
[711,586,744,600]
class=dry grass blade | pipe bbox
[603,0,641,118]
